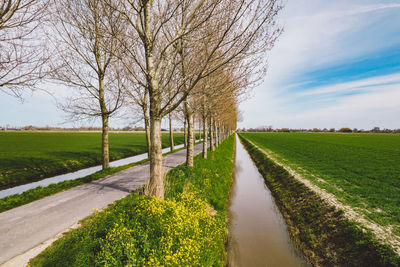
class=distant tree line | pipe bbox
[238,126,400,133]
[0,125,159,131]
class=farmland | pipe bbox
[239,133,400,236]
[0,131,185,190]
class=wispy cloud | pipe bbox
[239,0,400,129]
[263,0,400,85]
[292,3,400,21]
[241,73,400,129]
[284,82,400,129]
[294,73,400,98]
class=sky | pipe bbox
[238,0,400,130]
[1,0,400,130]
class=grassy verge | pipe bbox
[238,134,400,266]
[0,142,200,213]
[29,136,235,266]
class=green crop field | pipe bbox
[0,131,185,190]
[239,132,400,236]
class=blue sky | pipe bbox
[1,0,400,129]
[238,0,400,129]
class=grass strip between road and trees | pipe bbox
[238,134,400,267]
[0,141,202,214]
[29,135,235,266]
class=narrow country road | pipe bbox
[0,143,204,266]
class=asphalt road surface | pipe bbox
[0,143,203,265]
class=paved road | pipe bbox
[0,144,203,265]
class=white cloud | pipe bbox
[294,73,400,97]
[239,72,400,129]
[284,84,400,129]
[262,0,400,86]
[239,0,400,129]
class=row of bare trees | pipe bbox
[0,0,282,199]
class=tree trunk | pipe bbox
[209,116,215,152]
[198,117,202,141]
[216,122,220,145]
[186,103,194,167]
[220,124,223,143]
[146,116,164,199]
[143,0,165,199]
[101,113,110,169]
[183,118,187,147]
[202,114,208,159]
[144,91,151,158]
[144,116,151,157]
[213,119,218,148]
[98,75,109,170]
[220,123,223,143]
[169,112,174,151]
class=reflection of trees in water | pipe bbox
[235,160,243,174]
[227,233,242,267]
[228,139,243,267]
[229,140,242,205]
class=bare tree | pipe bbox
[214,90,239,140]
[197,69,238,158]
[176,0,282,166]
[0,0,49,99]
[108,0,219,198]
[184,99,196,166]
[184,48,263,162]
[110,0,282,199]
[174,106,188,147]
[120,66,152,157]
[49,0,125,169]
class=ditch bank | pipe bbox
[238,134,400,267]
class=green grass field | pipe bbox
[239,132,400,235]
[0,131,185,190]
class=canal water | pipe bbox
[0,142,191,199]
[228,135,307,266]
